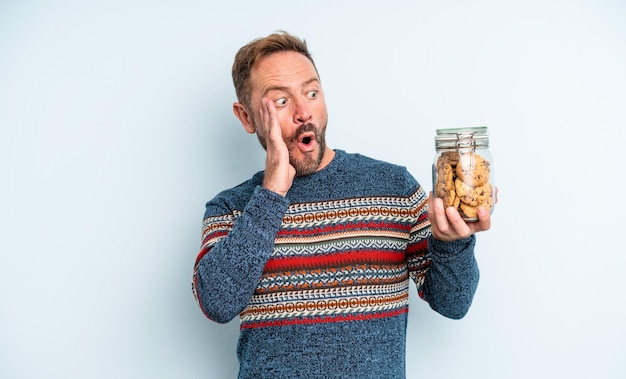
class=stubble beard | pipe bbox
[255,121,328,177]
[288,122,327,177]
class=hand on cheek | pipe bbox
[260,98,296,197]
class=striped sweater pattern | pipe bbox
[198,189,430,330]
[192,149,479,378]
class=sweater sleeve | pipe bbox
[192,186,289,323]
[404,174,479,320]
[420,235,479,319]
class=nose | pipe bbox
[293,98,312,124]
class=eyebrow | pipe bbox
[263,77,320,96]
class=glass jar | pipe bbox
[432,126,495,221]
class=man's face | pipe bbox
[246,51,329,176]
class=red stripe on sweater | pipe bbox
[194,246,212,267]
[407,238,428,254]
[201,230,228,246]
[263,250,405,272]
[240,307,408,329]
[417,211,429,223]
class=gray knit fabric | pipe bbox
[193,150,479,378]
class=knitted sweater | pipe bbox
[192,149,479,379]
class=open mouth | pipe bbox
[296,133,316,152]
[295,124,317,151]
[298,131,316,146]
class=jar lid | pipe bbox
[434,126,490,151]
[435,126,488,135]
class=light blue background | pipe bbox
[2,0,625,378]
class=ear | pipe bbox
[233,102,256,134]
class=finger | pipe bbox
[432,197,451,235]
[445,205,471,237]
[263,98,283,147]
[471,206,491,232]
[260,98,267,122]
[260,98,270,137]
[427,192,439,233]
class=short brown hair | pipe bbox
[232,30,317,109]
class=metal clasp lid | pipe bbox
[455,132,476,153]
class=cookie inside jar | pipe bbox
[433,127,495,221]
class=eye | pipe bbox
[274,98,287,106]
[307,90,318,99]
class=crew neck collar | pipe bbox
[293,149,345,181]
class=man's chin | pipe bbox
[291,150,323,176]
[293,161,319,177]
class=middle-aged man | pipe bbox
[192,30,493,378]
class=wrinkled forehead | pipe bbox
[249,51,319,92]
